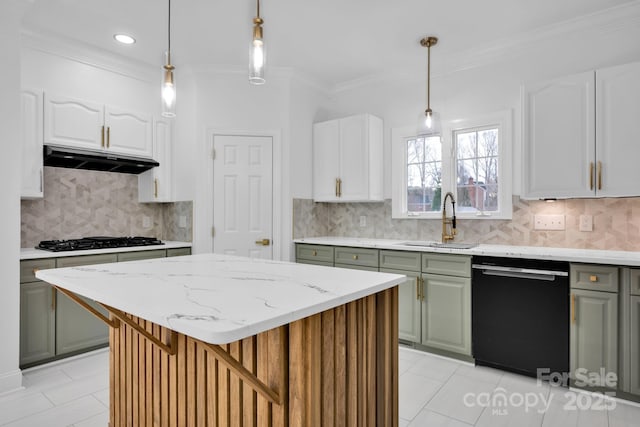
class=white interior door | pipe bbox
[213,135,273,259]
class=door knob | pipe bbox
[255,239,271,246]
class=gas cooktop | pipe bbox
[37,236,163,252]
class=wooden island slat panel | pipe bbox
[108,286,398,427]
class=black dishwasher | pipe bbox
[472,256,569,381]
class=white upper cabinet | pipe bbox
[21,88,44,199]
[522,71,595,199]
[596,62,640,197]
[138,118,172,203]
[44,93,103,151]
[312,114,383,202]
[44,93,153,158]
[523,61,640,199]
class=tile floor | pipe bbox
[1,346,639,426]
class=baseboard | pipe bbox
[0,369,23,396]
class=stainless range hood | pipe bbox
[43,145,159,174]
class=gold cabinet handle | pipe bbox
[421,277,425,301]
[32,268,39,275]
[416,277,420,300]
[101,125,105,148]
[107,126,111,148]
[597,161,602,190]
[571,293,576,324]
[338,178,342,197]
[352,254,358,260]
[589,162,594,190]
[312,250,317,256]
[335,178,339,197]
[52,287,56,311]
[590,275,598,282]
[255,239,271,246]
[154,178,158,198]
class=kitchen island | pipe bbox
[36,253,404,427]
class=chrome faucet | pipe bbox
[442,191,457,243]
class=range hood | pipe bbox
[43,145,159,174]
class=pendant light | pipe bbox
[161,0,176,117]
[249,0,266,85]
[417,36,440,136]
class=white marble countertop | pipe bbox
[293,237,640,267]
[35,253,405,345]
[21,241,192,260]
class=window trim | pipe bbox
[392,110,512,220]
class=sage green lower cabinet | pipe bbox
[117,249,167,262]
[631,295,640,395]
[167,247,192,257]
[334,263,378,272]
[55,254,117,356]
[20,281,55,366]
[381,268,421,343]
[570,288,618,386]
[421,273,471,355]
[297,259,333,267]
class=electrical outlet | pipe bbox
[579,214,593,232]
[178,215,187,228]
[142,216,152,228]
[534,214,565,231]
[359,216,367,227]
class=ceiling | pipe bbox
[21,0,636,87]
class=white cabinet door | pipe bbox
[522,72,595,199]
[21,89,43,199]
[312,119,341,201]
[138,118,172,202]
[44,93,104,150]
[104,106,153,158]
[596,61,640,197]
[312,114,383,202]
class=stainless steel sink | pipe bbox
[396,241,478,249]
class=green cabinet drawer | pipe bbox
[296,244,334,264]
[56,253,118,268]
[570,264,618,293]
[118,249,167,262]
[422,253,471,277]
[167,247,192,257]
[334,247,379,268]
[630,269,640,296]
[297,259,333,267]
[20,259,56,283]
[334,263,378,272]
[379,250,421,272]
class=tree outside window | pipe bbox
[406,136,442,212]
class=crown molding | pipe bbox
[332,1,640,94]
[21,28,157,83]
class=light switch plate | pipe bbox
[534,214,565,230]
[142,216,151,228]
[359,216,367,227]
[179,215,187,228]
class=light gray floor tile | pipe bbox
[0,392,53,425]
[19,369,74,395]
[408,408,473,427]
[608,400,640,427]
[60,351,109,380]
[454,363,505,386]
[425,373,498,425]
[407,354,462,383]
[399,417,411,427]
[399,372,444,421]
[541,393,609,427]
[2,396,106,427]
[73,410,109,427]
[43,371,109,406]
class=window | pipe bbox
[392,110,512,219]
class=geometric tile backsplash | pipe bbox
[294,196,640,251]
[21,167,192,248]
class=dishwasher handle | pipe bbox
[472,264,568,281]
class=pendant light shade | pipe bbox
[249,0,266,85]
[161,0,176,117]
[417,36,439,136]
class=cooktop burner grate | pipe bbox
[37,236,163,252]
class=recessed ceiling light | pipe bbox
[114,34,136,45]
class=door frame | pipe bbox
[201,128,283,261]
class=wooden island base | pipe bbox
[107,287,398,427]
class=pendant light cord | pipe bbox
[168,0,171,56]
[426,43,431,111]
[257,0,260,18]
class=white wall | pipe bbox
[327,10,640,199]
[0,0,27,394]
